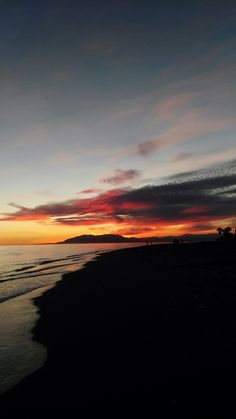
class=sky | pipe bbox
[0,0,236,244]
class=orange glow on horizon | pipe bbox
[1,182,235,245]
[0,216,231,245]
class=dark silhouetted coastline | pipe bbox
[1,242,236,414]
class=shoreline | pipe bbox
[0,285,50,394]
[1,242,236,413]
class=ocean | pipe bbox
[0,243,142,394]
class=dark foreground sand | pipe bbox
[1,242,236,414]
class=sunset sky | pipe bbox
[0,0,236,244]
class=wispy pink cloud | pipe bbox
[151,92,199,121]
[137,112,233,156]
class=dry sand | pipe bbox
[1,242,236,414]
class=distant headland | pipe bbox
[58,234,145,244]
[57,233,217,244]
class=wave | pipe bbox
[0,253,98,283]
[0,251,102,304]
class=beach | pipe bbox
[0,243,141,393]
[1,242,236,414]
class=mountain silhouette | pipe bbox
[58,234,144,244]
[58,233,217,244]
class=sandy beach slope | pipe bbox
[1,242,236,414]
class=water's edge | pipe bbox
[0,244,142,394]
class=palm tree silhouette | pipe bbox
[223,227,232,237]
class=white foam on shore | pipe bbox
[0,286,49,394]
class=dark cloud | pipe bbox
[172,152,194,162]
[1,160,236,231]
[100,169,140,185]
[107,174,236,223]
[137,140,157,156]
[219,187,236,195]
[165,158,236,182]
[79,188,103,194]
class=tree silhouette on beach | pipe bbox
[223,226,232,237]
[216,226,236,245]
[217,226,233,237]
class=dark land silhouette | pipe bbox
[58,233,217,244]
[1,240,236,414]
[58,233,145,243]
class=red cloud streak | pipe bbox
[1,165,236,235]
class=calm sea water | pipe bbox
[0,243,144,302]
[0,243,142,394]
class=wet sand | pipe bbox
[0,286,48,394]
[1,242,236,414]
